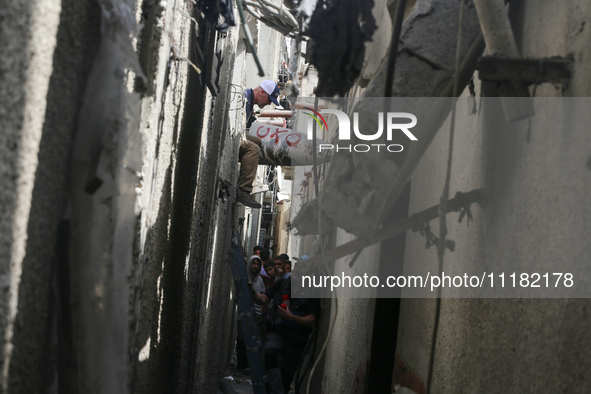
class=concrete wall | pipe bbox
[322,241,380,393]
[396,0,591,392]
[0,0,284,392]
[7,0,589,392]
[244,22,283,88]
[289,66,385,393]
[127,0,195,391]
[0,0,100,391]
[288,0,591,393]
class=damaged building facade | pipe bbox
[1,0,591,393]
[287,0,591,393]
[1,0,283,391]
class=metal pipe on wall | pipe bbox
[472,0,534,121]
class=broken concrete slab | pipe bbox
[294,0,482,237]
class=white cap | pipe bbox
[260,80,280,105]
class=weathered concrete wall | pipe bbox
[289,2,480,390]
[0,1,62,389]
[1,0,284,390]
[244,22,283,88]
[322,275,378,393]
[289,0,591,392]
[126,0,194,392]
[126,6,285,394]
[128,2,252,393]
[397,0,591,392]
[316,0,481,238]
[68,2,142,391]
[0,0,101,391]
[190,28,246,394]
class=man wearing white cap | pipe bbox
[237,80,280,209]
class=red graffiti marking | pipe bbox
[256,125,269,138]
[269,128,288,144]
[286,133,302,147]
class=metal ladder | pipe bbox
[230,236,267,393]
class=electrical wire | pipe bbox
[229,84,245,111]
[295,94,323,394]
[306,99,342,394]
[294,309,320,393]
[283,94,337,393]
[385,0,408,97]
[242,0,299,35]
[427,1,466,392]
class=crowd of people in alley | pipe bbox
[232,80,319,393]
[237,246,319,394]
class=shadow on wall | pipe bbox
[129,23,188,387]
[4,0,102,391]
[130,165,174,394]
[0,0,34,387]
[131,17,213,392]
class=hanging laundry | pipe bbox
[305,0,377,96]
[198,0,236,32]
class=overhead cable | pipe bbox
[242,0,299,35]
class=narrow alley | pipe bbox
[1,0,590,393]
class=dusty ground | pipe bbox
[218,363,254,394]
[218,352,296,394]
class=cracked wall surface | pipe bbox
[289,0,591,393]
[315,0,482,237]
[0,0,101,391]
[397,0,591,392]
[0,0,284,391]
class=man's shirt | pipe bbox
[264,276,319,345]
[244,88,256,129]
